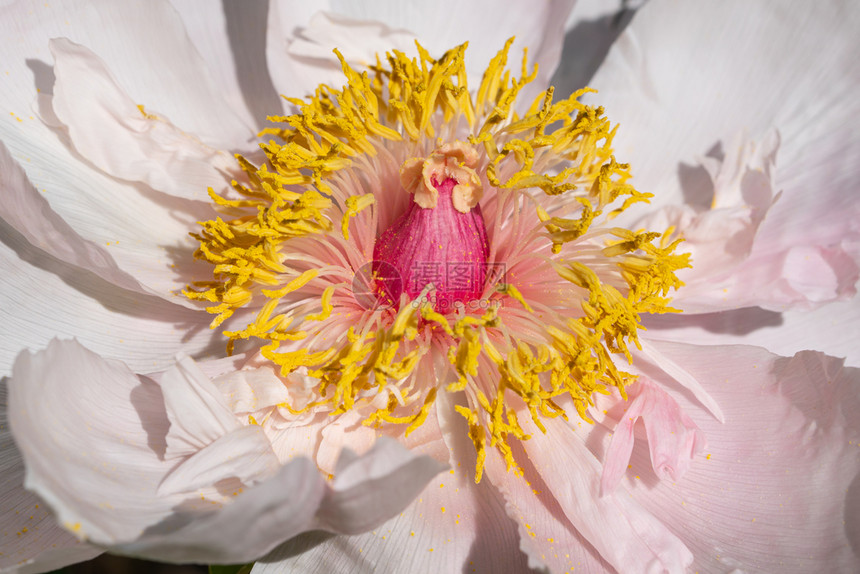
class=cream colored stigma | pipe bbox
[399,141,483,213]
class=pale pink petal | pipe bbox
[482,445,616,574]
[488,414,693,574]
[0,141,148,294]
[551,0,637,96]
[636,339,725,423]
[268,10,417,100]
[638,129,860,313]
[588,0,860,311]
[155,356,282,494]
[316,413,380,477]
[315,437,447,535]
[210,361,330,465]
[326,0,575,97]
[601,378,706,495]
[0,130,212,307]
[9,340,222,544]
[212,363,292,416]
[0,1,251,304]
[0,381,102,574]
[711,243,859,313]
[634,131,786,312]
[49,38,238,202]
[628,341,860,573]
[127,436,444,564]
[0,545,101,574]
[644,299,860,369]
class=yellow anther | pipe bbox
[341,194,376,240]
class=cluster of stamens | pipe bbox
[186,38,689,481]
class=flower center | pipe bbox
[185,39,690,483]
[373,143,489,310]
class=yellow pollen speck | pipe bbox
[410,531,415,537]
[441,507,446,513]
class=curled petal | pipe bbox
[50,38,238,202]
[601,378,706,495]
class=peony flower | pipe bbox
[2,1,859,574]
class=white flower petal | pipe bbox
[0,1,257,303]
[124,437,444,564]
[167,0,281,131]
[315,436,448,535]
[10,340,189,544]
[0,217,223,379]
[588,0,860,206]
[159,355,245,458]
[157,425,280,497]
[588,0,860,313]
[329,0,574,92]
[119,456,327,564]
[635,338,725,423]
[8,341,442,563]
[551,0,637,95]
[49,37,238,202]
[253,398,529,574]
[0,381,102,574]
[0,139,143,291]
[315,414,380,477]
[0,0,252,150]
[628,341,860,573]
[0,134,213,305]
[266,0,574,101]
[0,545,102,574]
[212,364,292,415]
[485,449,618,574]
[707,243,859,313]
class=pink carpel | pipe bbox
[373,177,490,311]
